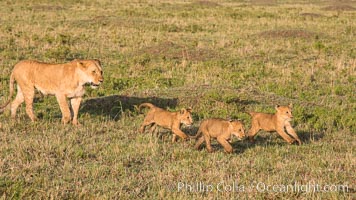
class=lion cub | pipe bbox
[248,104,301,145]
[193,118,245,153]
[139,103,193,142]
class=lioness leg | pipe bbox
[276,128,295,144]
[194,136,205,150]
[22,86,37,122]
[70,97,82,126]
[11,85,24,119]
[217,137,233,153]
[285,123,301,145]
[55,94,71,124]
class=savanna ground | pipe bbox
[0,0,355,199]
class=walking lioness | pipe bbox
[247,104,302,145]
[0,59,103,125]
[139,103,193,142]
[193,118,246,153]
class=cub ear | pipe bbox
[289,103,293,108]
[275,105,280,110]
[186,107,192,113]
[180,108,186,114]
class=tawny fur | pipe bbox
[0,59,104,125]
[248,104,301,145]
[139,103,193,142]
[193,118,245,153]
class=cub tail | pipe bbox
[189,127,202,139]
[138,103,156,113]
[0,73,15,113]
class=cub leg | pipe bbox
[171,134,177,143]
[10,85,24,119]
[194,136,205,150]
[139,116,154,133]
[149,124,157,135]
[217,136,233,153]
[204,134,213,153]
[22,86,37,122]
[248,124,260,142]
[171,127,188,140]
[285,122,301,145]
[276,127,295,144]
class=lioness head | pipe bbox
[179,108,193,126]
[275,104,293,121]
[230,121,245,140]
[76,59,104,88]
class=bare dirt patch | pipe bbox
[136,41,220,62]
[322,5,356,11]
[259,29,316,39]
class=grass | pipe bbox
[0,0,355,199]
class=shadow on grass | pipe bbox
[298,130,324,144]
[241,129,325,147]
[80,95,178,120]
[183,125,251,154]
[225,98,260,110]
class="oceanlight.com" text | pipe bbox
[176,181,349,193]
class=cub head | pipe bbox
[179,108,193,126]
[76,59,104,88]
[230,121,245,140]
[275,103,293,121]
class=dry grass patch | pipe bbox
[30,5,66,11]
[322,5,356,11]
[192,1,221,7]
[258,29,316,39]
[136,41,220,62]
[250,0,277,6]
[300,13,324,18]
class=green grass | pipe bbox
[0,0,355,199]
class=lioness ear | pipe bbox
[94,59,101,66]
[77,61,87,69]
[275,105,280,110]
[289,103,293,108]
[180,108,186,114]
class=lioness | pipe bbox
[0,59,103,125]
[247,104,302,145]
[193,118,245,153]
[139,103,193,142]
